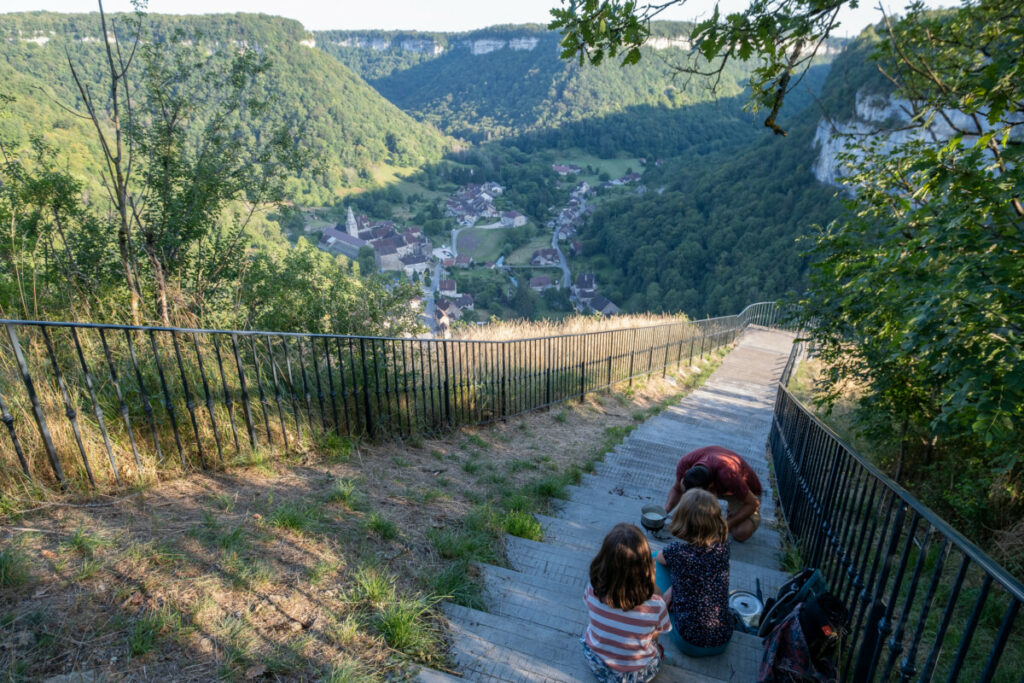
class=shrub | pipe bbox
[375,599,442,663]
[0,547,30,588]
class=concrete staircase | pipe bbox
[420,327,796,682]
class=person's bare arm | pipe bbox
[664,480,683,513]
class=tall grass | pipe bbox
[452,313,687,341]
[0,308,750,496]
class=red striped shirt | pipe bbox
[583,584,671,672]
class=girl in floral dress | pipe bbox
[655,488,735,657]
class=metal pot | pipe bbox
[729,590,764,629]
[640,504,669,532]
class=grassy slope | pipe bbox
[0,12,452,206]
[0,350,728,680]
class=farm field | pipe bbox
[505,236,553,266]
[556,150,645,184]
[456,227,508,263]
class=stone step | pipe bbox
[591,458,778,518]
[551,489,783,553]
[435,327,797,683]
[440,603,596,682]
[535,513,783,573]
[506,534,791,598]
[414,667,466,682]
[582,480,778,525]
[443,602,763,683]
[480,563,769,663]
[480,563,588,635]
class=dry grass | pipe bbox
[0,347,728,681]
[452,313,688,342]
[0,313,725,498]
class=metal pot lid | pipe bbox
[729,591,763,617]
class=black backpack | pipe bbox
[757,569,851,683]
[758,568,829,638]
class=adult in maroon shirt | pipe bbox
[664,446,762,542]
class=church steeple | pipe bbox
[346,206,359,238]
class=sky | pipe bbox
[2,0,956,37]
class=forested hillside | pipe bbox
[319,23,756,142]
[502,56,845,316]
[0,10,428,332]
[0,12,452,205]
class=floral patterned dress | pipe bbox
[661,540,734,648]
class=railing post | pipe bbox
[192,332,224,463]
[99,328,143,470]
[501,342,507,419]
[149,330,188,468]
[40,327,96,486]
[579,360,585,402]
[323,337,340,436]
[231,333,258,449]
[5,324,64,485]
[442,340,452,426]
[70,327,121,484]
[126,329,165,462]
[546,366,552,406]
[213,335,242,453]
[0,387,30,478]
[173,331,207,469]
[359,338,374,438]
[628,328,636,386]
[247,335,273,446]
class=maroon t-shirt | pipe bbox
[675,446,762,499]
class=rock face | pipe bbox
[333,31,701,58]
[812,89,1022,186]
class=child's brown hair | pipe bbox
[589,523,656,611]
[669,488,728,546]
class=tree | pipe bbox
[130,32,305,324]
[240,239,421,336]
[512,282,539,318]
[357,245,378,275]
[57,2,306,324]
[0,135,122,320]
[550,0,1024,534]
[796,0,1023,532]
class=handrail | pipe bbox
[0,300,783,344]
[0,302,783,491]
[769,383,1023,680]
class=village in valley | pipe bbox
[311,158,647,336]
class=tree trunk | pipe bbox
[143,238,171,326]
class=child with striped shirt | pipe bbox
[582,523,672,682]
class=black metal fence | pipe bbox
[769,385,1023,682]
[0,302,783,491]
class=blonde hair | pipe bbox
[589,523,656,611]
[669,488,727,546]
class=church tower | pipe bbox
[346,206,359,238]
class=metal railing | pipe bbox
[769,385,1023,682]
[0,302,783,490]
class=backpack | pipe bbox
[757,568,829,638]
[757,569,851,683]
